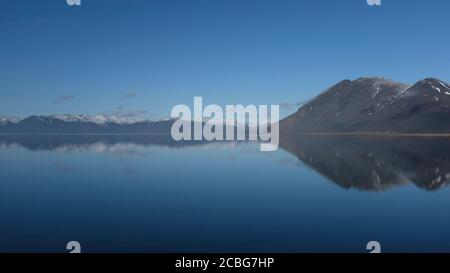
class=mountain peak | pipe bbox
[0,116,20,126]
[281,77,450,133]
[323,77,409,92]
[418,78,449,87]
[0,117,7,126]
[309,77,410,105]
[354,77,410,89]
[410,78,450,94]
[355,76,388,82]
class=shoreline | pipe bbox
[293,132,450,137]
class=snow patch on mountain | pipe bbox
[431,85,441,93]
[0,117,7,126]
[439,81,450,90]
[0,116,20,126]
[48,114,149,125]
[424,79,450,96]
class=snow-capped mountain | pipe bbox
[0,113,241,136]
[0,116,20,127]
[45,114,147,125]
[280,77,450,133]
[0,114,176,134]
[0,117,7,126]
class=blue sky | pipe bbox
[1,0,449,119]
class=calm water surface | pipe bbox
[1,135,450,253]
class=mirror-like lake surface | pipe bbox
[1,134,450,253]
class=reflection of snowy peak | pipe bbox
[281,77,450,133]
[280,134,450,191]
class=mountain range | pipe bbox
[0,114,248,136]
[280,77,450,133]
[2,77,450,134]
[0,114,175,134]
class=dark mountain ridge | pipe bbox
[280,77,450,133]
[3,77,450,134]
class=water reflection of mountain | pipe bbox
[0,134,209,151]
[3,134,450,192]
[280,134,450,191]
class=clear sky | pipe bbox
[1,0,449,119]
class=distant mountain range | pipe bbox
[0,114,175,134]
[2,77,450,134]
[0,114,249,136]
[280,77,450,133]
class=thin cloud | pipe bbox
[52,95,76,104]
[109,105,164,121]
[123,92,136,99]
[111,109,148,118]
[99,105,150,123]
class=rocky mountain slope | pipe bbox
[280,77,450,133]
